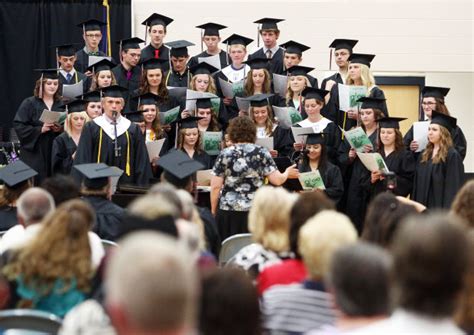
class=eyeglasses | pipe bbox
[421,102,436,106]
[86,34,102,39]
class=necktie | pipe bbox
[66,73,72,82]
[154,49,160,59]
[126,71,132,81]
[89,51,99,56]
[266,49,272,59]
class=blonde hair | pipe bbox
[286,75,310,104]
[249,105,274,136]
[190,74,217,94]
[346,64,376,89]
[89,70,117,91]
[128,194,179,220]
[64,111,90,135]
[248,186,296,253]
[421,125,453,164]
[176,190,206,251]
[298,210,357,279]
[177,128,204,152]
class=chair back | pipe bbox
[219,233,253,266]
[101,239,118,251]
[0,309,62,334]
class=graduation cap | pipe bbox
[77,19,106,32]
[329,39,358,52]
[140,57,168,71]
[54,43,78,57]
[34,68,59,80]
[118,213,178,240]
[74,163,122,189]
[189,62,219,76]
[305,133,327,145]
[123,110,145,123]
[132,92,159,107]
[0,160,37,188]
[158,150,205,180]
[79,90,101,103]
[280,40,310,56]
[357,96,386,111]
[222,34,253,46]
[117,37,144,51]
[348,53,376,68]
[196,22,227,36]
[172,116,204,129]
[302,87,329,101]
[100,85,128,98]
[86,58,116,74]
[430,111,457,132]
[194,97,213,109]
[141,13,174,28]
[61,99,86,113]
[286,65,314,77]
[377,116,407,129]
[245,93,274,107]
[167,40,195,58]
[422,86,450,99]
[254,18,284,31]
[244,58,270,70]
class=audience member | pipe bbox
[41,174,80,205]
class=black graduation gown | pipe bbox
[271,126,293,158]
[74,49,107,74]
[73,119,153,186]
[12,97,63,184]
[111,64,142,113]
[320,72,344,90]
[0,206,18,231]
[58,71,89,96]
[370,149,415,198]
[412,147,464,209]
[164,68,191,88]
[188,50,230,69]
[338,130,378,232]
[83,196,125,241]
[298,161,344,205]
[51,132,77,175]
[198,206,222,258]
[140,44,171,73]
[248,47,285,75]
[323,86,388,131]
[190,150,212,170]
[403,124,467,161]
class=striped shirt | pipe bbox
[261,282,336,334]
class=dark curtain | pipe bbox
[0,0,131,140]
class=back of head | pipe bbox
[248,186,296,253]
[290,192,335,257]
[16,187,55,225]
[391,213,469,317]
[148,183,183,217]
[41,174,80,205]
[328,242,392,317]
[298,210,357,280]
[451,180,474,228]
[199,268,261,335]
[363,193,418,248]
[106,232,197,334]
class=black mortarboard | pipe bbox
[196,22,227,36]
[377,116,407,129]
[358,97,386,110]
[77,19,105,32]
[430,111,457,132]
[132,92,159,107]
[245,93,274,107]
[254,18,284,30]
[280,40,310,55]
[74,163,122,189]
[35,69,59,80]
[0,160,37,187]
[54,44,78,57]
[118,214,178,239]
[302,87,329,101]
[140,57,167,71]
[286,65,314,77]
[86,59,116,73]
[422,86,450,99]
[123,110,145,123]
[117,37,144,51]
[172,116,204,129]
[158,150,205,180]
[100,85,128,98]
[167,40,195,58]
[304,133,327,145]
[80,90,101,103]
[194,97,213,109]
[348,53,376,67]
[189,62,219,76]
[244,58,270,70]
[329,39,359,52]
[61,99,86,113]
[222,34,253,46]
[141,13,174,28]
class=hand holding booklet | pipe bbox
[357,152,389,173]
[274,106,303,129]
[298,170,326,190]
[159,106,180,125]
[413,121,429,152]
[146,138,166,162]
[338,84,367,112]
[344,127,373,152]
[40,110,67,124]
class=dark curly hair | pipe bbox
[227,116,256,144]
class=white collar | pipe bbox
[298,117,332,132]
[264,45,280,56]
[94,114,131,140]
[60,68,76,77]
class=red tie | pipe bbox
[154,49,160,59]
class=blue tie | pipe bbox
[66,73,72,82]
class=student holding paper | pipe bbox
[175,117,211,169]
[13,69,63,183]
[403,86,467,161]
[192,97,221,132]
[279,40,318,88]
[139,13,173,73]
[51,100,90,175]
[247,94,292,157]
[55,44,89,95]
[243,58,282,108]
[337,97,384,232]
[284,65,314,119]
[188,22,229,69]
[74,19,108,74]
[320,39,358,92]
[165,40,194,88]
[370,117,415,198]
[297,133,344,204]
[412,112,464,209]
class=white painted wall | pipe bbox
[132,0,474,170]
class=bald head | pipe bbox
[17,187,55,226]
